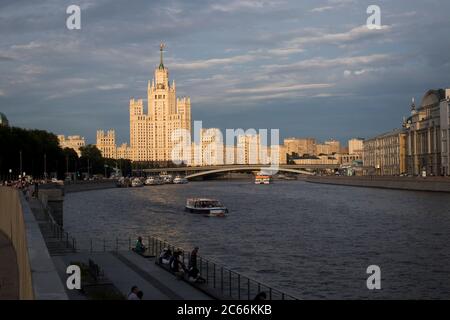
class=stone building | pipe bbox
[96,130,116,159]
[57,135,86,157]
[363,129,407,175]
[283,137,316,156]
[405,88,450,176]
[348,138,364,156]
[129,43,191,162]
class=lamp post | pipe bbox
[44,153,47,180]
[104,164,108,179]
[9,169,12,181]
[19,150,22,179]
[66,155,69,178]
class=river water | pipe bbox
[64,180,450,299]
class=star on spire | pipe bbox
[159,42,165,70]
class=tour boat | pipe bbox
[131,178,144,187]
[185,198,228,217]
[173,176,189,184]
[255,175,272,185]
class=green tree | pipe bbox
[79,144,103,175]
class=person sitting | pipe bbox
[187,266,206,284]
[127,286,140,300]
[159,248,172,265]
[134,237,146,255]
[170,251,186,279]
[253,292,267,301]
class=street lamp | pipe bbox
[8,169,12,181]
[19,150,22,178]
[44,153,47,180]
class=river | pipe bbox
[64,180,450,299]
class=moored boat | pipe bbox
[131,178,144,187]
[160,174,173,184]
[145,176,163,185]
[173,176,189,184]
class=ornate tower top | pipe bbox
[159,42,165,70]
[411,97,416,115]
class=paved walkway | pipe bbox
[53,251,211,300]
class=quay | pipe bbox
[306,175,450,192]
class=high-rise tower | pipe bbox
[129,43,191,162]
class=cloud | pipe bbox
[0,89,5,96]
[288,25,392,47]
[310,6,334,13]
[97,84,127,90]
[264,54,393,73]
[210,0,282,12]
[171,54,258,70]
[0,54,14,61]
[228,83,334,94]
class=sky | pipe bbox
[1,0,450,145]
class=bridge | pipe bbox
[136,164,339,179]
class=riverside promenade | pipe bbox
[306,175,450,192]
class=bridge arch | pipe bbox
[185,166,313,179]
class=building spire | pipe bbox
[159,42,165,70]
[411,97,416,114]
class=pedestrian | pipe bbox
[127,286,140,300]
[189,247,199,269]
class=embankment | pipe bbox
[306,176,450,192]
[63,180,117,193]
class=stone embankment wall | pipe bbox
[0,187,67,299]
[306,176,450,192]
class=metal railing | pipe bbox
[66,234,298,300]
[45,206,77,252]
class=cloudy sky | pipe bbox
[1,0,449,145]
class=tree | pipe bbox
[62,147,79,175]
[0,126,65,179]
[79,144,103,175]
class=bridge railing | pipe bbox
[69,235,298,300]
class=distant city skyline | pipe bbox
[1,0,450,144]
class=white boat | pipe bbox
[131,178,143,187]
[185,198,228,217]
[160,174,173,184]
[255,175,272,185]
[145,176,163,185]
[173,176,189,184]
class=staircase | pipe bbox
[28,198,76,256]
